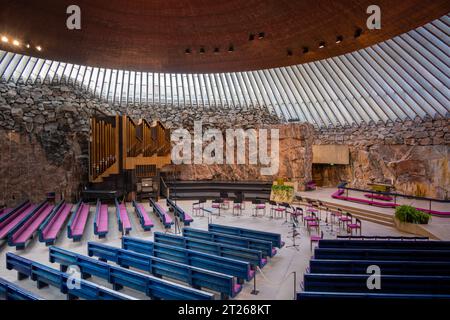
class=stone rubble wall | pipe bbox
[1,79,448,205]
[0,80,282,205]
[313,118,450,199]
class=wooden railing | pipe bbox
[89,116,118,181]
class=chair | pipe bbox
[310,231,324,251]
[192,199,206,217]
[306,201,319,216]
[232,199,243,216]
[329,208,343,225]
[220,192,230,210]
[305,212,319,234]
[252,199,266,217]
[291,207,303,223]
[211,198,223,216]
[347,217,362,235]
[339,212,352,230]
[279,202,292,222]
[273,202,286,219]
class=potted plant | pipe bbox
[395,205,431,224]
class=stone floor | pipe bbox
[0,199,409,300]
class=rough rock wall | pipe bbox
[0,81,114,205]
[0,80,282,205]
[314,118,450,199]
[170,123,315,191]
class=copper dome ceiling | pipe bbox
[0,0,449,73]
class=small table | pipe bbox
[367,183,394,193]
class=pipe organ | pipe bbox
[89,115,171,183]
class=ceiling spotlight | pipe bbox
[249,34,255,41]
[228,45,234,52]
[26,44,30,49]
[1,36,8,43]
[319,41,326,49]
[354,28,363,38]
[302,47,309,54]
[199,47,205,54]
[258,32,265,39]
[185,48,191,54]
[36,45,42,51]
[12,39,20,46]
[335,36,343,44]
[287,49,293,56]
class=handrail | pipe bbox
[336,235,429,240]
[160,177,169,198]
[338,182,449,203]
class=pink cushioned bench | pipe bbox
[119,204,132,233]
[0,204,36,239]
[9,203,54,249]
[0,208,12,219]
[40,203,72,245]
[364,193,393,201]
[94,203,109,237]
[136,203,154,231]
[68,203,90,241]
[155,202,173,228]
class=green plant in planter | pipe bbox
[271,184,294,203]
[395,205,431,224]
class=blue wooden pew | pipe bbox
[49,246,215,300]
[5,253,136,300]
[297,291,450,301]
[208,223,284,248]
[183,227,276,257]
[309,259,450,276]
[122,237,254,282]
[318,239,450,250]
[303,273,450,294]
[154,232,267,268]
[88,242,241,299]
[166,198,194,226]
[0,277,43,300]
[314,248,450,261]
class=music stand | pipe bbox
[286,218,300,250]
[171,170,181,235]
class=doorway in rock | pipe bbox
[312,163,349,187]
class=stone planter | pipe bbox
[393,217,438,240]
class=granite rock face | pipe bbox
[169,122,315,191]
[0,80,282,205]
[314,118,450,199]
[0,79,448,205]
